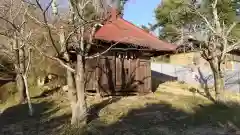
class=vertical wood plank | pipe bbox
[147,60,151,92]
[116,57,122,87]
[96,57,100,94]
[136,58,140,92]
[113,54,116,90]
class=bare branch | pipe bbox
[12,1,24,22]
[35,0,60,55]
[25,48,31,76]
[70,0,109,23]
[21,0,38,7]
[26,12,56,29]
[228,40,240,51]
[62,24,86,52]
[9,0,14,22]
[71,0,89,23]
[212,0,218,9]
[32,43,75,73]
[207,40,240,60]
[226,22,237,37]
[196,11,216,33]
[0,16,19,31]
[79,0,91,10]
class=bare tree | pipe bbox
[0,0,34,115]
[161,0,240,102]
[25,0,120,124]
[189,0,240,102]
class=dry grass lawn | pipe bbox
[1,82,240,135]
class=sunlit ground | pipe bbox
[1,81,240,135]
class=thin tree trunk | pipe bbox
[213,71,224,102]
[18,28,27,102]
[13,33,27,104]
[59,24,83,124]
[16,74,26,104]
[210,60,225,102]
[74,53,87,125]
[65,61,79,124]
[22,74,33,116]
[67,73,79,124]
[73,25,87,125]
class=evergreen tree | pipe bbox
[155,0,240,42]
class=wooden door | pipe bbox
[129,59,138,91]
[85,59,97,91]
[115,58,133,91]
[137,60,151,93]
[98,56,115,95]
[123,58,131,87]
[116,57,123,88]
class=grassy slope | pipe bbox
[1,82,240,135]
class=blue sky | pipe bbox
[123,0,160,27]
[56,0,160,27]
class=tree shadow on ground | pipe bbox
[93,100,240,135]
[188,67,216,102]
[31,87,62,99]
[0,101,71,135]
[2,95,240,135]
[0,96,121,135]
[87,97,121,123]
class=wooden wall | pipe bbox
[85,54,152,95]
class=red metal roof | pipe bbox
[94,11,176,51]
